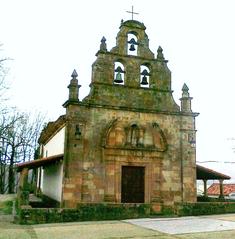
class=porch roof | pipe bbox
[16,154,64,172]
[196,164,231,180]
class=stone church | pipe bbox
[19,19,199,209]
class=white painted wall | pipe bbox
[39,126,65,202]
[43,127,65,157]
[41,163,63,202]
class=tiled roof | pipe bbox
[196,164,231,180]
[207,183,235,196]
[16,154,63,172]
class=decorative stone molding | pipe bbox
[103,119,167,152]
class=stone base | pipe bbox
[104,194,116,202]
[151,203,162,213]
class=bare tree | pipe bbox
[0,45,45,193]
[0,45,11,193]
[0,111,45,193]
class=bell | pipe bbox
[140,75,148,85]
[129,44,136,51]
[115,66,124,73]
[114,72,123,83]
[128,38,138,52]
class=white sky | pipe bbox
[1,0,235,181]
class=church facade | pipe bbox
[38,19,198,209]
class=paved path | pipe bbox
[0,194,16,202]
[125,214,235,234]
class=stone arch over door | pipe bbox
[103,119,167,151]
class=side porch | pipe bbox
[196,164,231,199]
[16,154,64,207]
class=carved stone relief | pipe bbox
[105,120,167,151]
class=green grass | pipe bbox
[0,201,13,214]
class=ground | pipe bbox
[2,215,235,239]
[0,194,16,202]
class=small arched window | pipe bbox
[126,124,140,146]
[140,65,150,88]
[127,33,138,56]
[114,62,125,85]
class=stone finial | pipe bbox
[71,69,78,79]
[68,69,80,102]
[182,83,190,98]
[182,83,189,92]
[180,83,192,112]
[157,46,164,60]
[156,46,168,63]
[101,36,106,43]
[100,36,107,51]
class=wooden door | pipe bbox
[121,166,145,203]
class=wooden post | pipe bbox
[219,179,224,199]
[19,168,29,190]
[203,179,207,197]
[18,168,29,205]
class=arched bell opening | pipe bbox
[127,33,138,56]
[140,65,150,88]
[114,62,125,85]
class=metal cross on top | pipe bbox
[126,6,139,20]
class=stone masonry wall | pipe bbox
[62,104,196,207]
